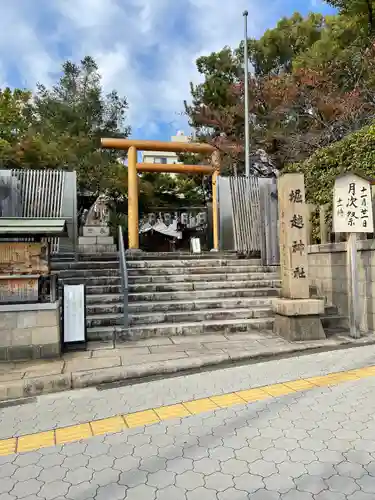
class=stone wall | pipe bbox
[308,240,375,332]
[0,302,61,361]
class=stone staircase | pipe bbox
[52,251,348,343]
[51,252,121,342]
[124,252,279,340]
[51,252,280,342]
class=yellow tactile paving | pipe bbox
[210,393,246,408]
[305,375,339,386]
[183,398,219,414]
[352,366,375,376]
[235,389,271,402]
[329,372,360,383]
[17,431,55,453]
[263,383,295,396]
[124,409,160,428]
[90,416,127,436]
[1,364,375,457]
[154,404,191,420]
[55,423,92,444]
[283,380,315,391]
[0,438,16,456]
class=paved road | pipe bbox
[2,345,375,499]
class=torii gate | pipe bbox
[101,138,221,251]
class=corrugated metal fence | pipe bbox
[218,175,279,265]
[230,176,261,255]
[0,169,77,254]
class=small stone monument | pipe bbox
[272,173,326,341]
[78,195,116,253]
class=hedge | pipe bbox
[284,124,375,237]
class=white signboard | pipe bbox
[63,284,86,343]
[333,173,374,233]
[190,237,201,253]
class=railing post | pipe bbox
[50,273,57,303]
[72,171,78,260]
[211,150,220,251]
[128,146,139,250]
[118,225,129,334]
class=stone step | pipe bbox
[55,268,120,278]
[79,244,117,253]
[324,305,339,316]
[86,317,274,341]
[86,306,272,328]
[87,303,125,315]
[59,276,121,286]
[77,252,119,261]
[51,252,119,261]
[86,285,122,295]
[86,313,125,328]
[51,261,119,271]
[86,296,274,316]
[127,272,279,284]
[125,251,245,261]
[128,287,280,302]
[127,265,278,276]
[85,293,124,305]
[127,259,262,268]
[129,280,281,293]
[86,326,117,342]
[131,307,272,326]
[125,317,275,340]
[321,315,349,330]
[128,296,274,314]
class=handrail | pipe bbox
[118,225,129,335]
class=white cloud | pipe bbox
[0,0,278,137]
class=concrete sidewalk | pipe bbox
[1,331,375,402]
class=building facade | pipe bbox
[141,131,189,165]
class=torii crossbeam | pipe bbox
[100,138,221,250]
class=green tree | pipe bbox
[31,56,131,194]
[245,12,324,76]
[185,9,375,171]
[325,0,375,36]
[1,57,131,197]
[0,88,34,165]
[185,12,327,173]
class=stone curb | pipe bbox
[1,337,375,402]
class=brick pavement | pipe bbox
[2,343,375,440]
[1,331,375,402]
[1,346,375,497]
[1,365,375,498]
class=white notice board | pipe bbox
[63,284,86,343]
[333,173,374,233]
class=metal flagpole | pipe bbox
[243,10,250,178]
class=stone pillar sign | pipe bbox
[278,174,309,299]
[273,173,326,341]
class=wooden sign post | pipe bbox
[333,173,374,338]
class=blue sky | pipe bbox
[0,0,335,142]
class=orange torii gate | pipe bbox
[100,138,221,251]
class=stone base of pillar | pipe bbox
[272,298,326,342]
[78,226,116,253]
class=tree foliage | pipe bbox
[284,123,375,236]
[0,57,208,209]
[325,0,375,36]
[245,12,325,76]
[185,8,375,174]
[0,57,131,197]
